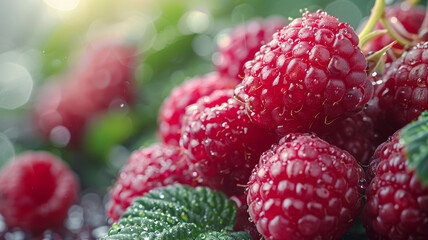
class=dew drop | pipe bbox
[358,178,368,190]
[0,62,33,110]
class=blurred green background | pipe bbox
[0,0,381,191]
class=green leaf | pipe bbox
[100,185,251,240]
[399,111,428,185]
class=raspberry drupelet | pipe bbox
[247,133,365,240]
[239,10,373,136]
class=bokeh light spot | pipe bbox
[0,62,33,110]
[43,0,80,11]
[182,10,210,34]
[49,125,71,147]
[192,35,213,57]
[325,0,362,29]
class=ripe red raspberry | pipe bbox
[0,151,79,233]
[33,41,137,147]
[247,133,365,240]
[363,3,425,62]
[180,89,278,196]
[214,16,288,79]
[107,143,198,221]
[362,131,428,239]
[73,41,136,110]
[239,11,373,135]
[158,72,237,146]
[376,42,428,130]
[33,83,96,147]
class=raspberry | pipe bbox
[320,98,381,166]
[158,72,237,146]
[33,41,136,147]
[72,41,136,110]
[0,151,79,233]
[180,89,278,196]
[214,16,288,79]
[363,3,425,62]
[230,195,261,240]
[362,131,428,239]
[32,84,90,147]
[107,143,198,221]
[239,11,373,135]
[376,42,428,130]
[247,133,365,240]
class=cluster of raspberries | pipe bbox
[108,3,428,239]
[2,2,428,240]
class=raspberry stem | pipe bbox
[359,29,387,48]
[380,16,413,48]
[405,0,422,6]
[358,0,385,48]
[366,41,396,74]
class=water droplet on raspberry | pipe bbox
[358,178,368,190]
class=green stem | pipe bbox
[359,29,387,48]
[405,0,422,6]
[358,0,385,48]
[381,17,413,48]
[366,41,396,74]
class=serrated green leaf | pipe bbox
[399,111,428,185]
[100,185,251,240]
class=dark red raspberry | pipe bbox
[158,72,237,146]
[320,98,381,167]
[362,3,425,62]
[0,151,79,233]
[230,195,261,240]
[107,143,198,221]
[33,41,136,147]
[247,133,365,240]
[239,11,373,136]
[180,89,278,196]
[214,16,288,79]
[362,131,428,239]
[376,42,428,130]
